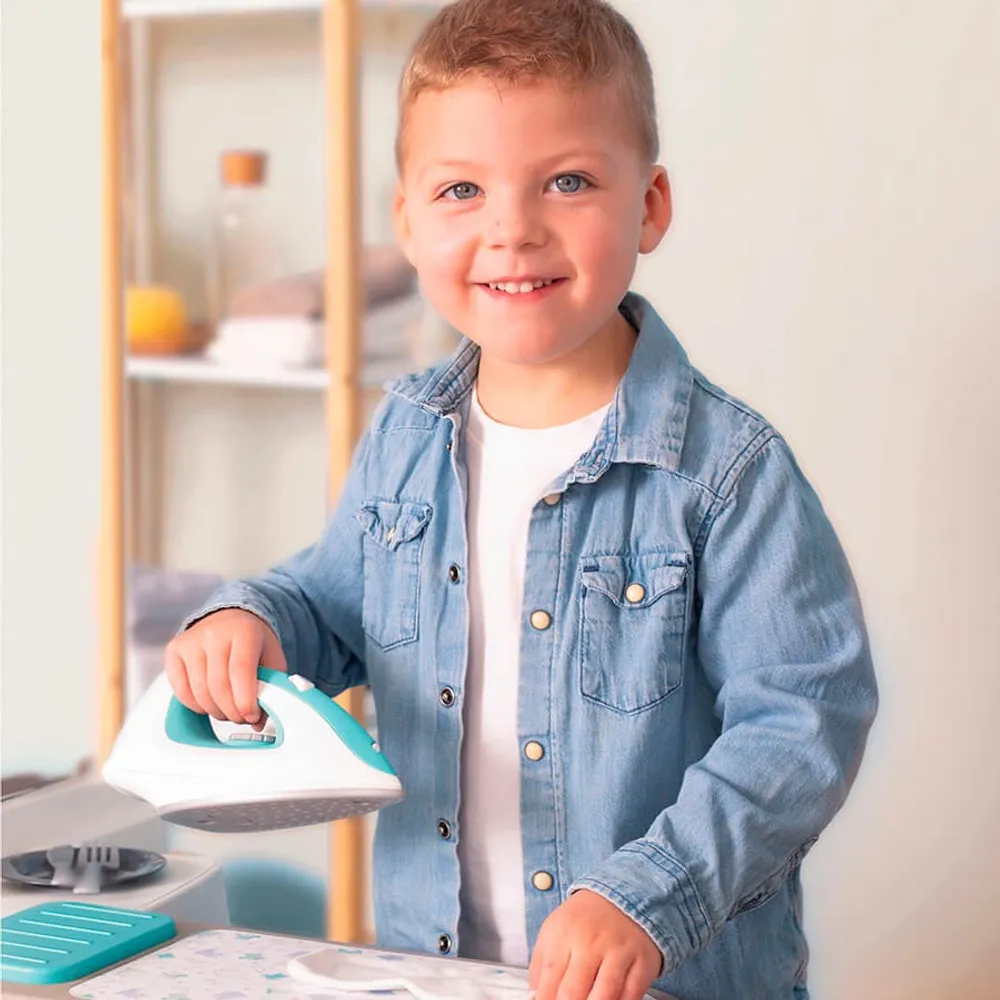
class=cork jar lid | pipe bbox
[220,150,267,187]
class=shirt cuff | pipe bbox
[569,839,712,974]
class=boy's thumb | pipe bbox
[260,625,288,674]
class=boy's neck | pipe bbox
[474,310,637,429]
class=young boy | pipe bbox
[167,1,878,997]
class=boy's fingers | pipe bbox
[185,645,224,720]
[165,647,199,715]
[206,638,243,724]
[532,944,570,1000]
[229,627,264,725]
[620,960,654,1000]
[555,951,601,1000]
[585,957,630,1000]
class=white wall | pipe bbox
[2,0,101,776]
[624,2,1000,998]
[3,1,999,997]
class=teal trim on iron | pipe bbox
[163,668,396,775]
[164,690,286,750]
[257,669,396,776]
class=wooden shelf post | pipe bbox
[324,0,367,944]
[99,0,126,767]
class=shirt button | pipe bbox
[437,933,452,954]
[530,610,552,631]
[542,493,561,506]
[532,871,554,892]
[439,687,456,708]
[437,819,452,839]
[625,582,646,604]
[524,741,545,761]
[448,564,461,584]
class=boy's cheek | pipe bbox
[407,246,473,329]
[584,228,642,291]
[413,228,473,285]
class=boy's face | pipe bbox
[394,76,671,368]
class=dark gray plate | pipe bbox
[1,847,167,888]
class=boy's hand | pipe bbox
[165,608,287,728]
[529,889,662,1000]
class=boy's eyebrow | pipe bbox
[415,150,616,183]
[416,160,483,182]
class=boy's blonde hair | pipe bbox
[396,0,658,167]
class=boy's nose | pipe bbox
[485,194,546,250]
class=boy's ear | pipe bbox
[393,183,417,265]
[638,166,672,255]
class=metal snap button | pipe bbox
[625,582,646,604]
[437,933,452,954]
[532,871,554,892]
[448,564,461,583]
[543,493,561,506]
[524,741,545,761]
[439,687,456,708]
[437,819,452,839]
[530,610,552,631]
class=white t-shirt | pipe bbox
[457,386,609,965]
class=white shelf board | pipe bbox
[126,350,417,390]
[126,294,435,390]
[122,0,446,20]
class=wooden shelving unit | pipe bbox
[100,0,441,950]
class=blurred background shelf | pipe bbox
[127,348,416,391]
[128,353,326,389]
[126,293,435,390]
[123,0,447,20]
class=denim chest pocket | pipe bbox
[356,499,432,650]
[579,552,690,714]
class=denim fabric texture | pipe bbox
[191,293,877,1000]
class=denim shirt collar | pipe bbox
[386,291,694,478]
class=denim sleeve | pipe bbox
[182,431,371,698]
[570,434,878,972]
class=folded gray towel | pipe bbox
[228,245,416,319]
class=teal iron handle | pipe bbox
[164,667,397,774]
[164,669,285,750]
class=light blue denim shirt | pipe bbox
[192,293,877,1000]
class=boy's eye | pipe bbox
[549,173,589,194]
[441,182,481,201]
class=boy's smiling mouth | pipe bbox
[477,276,568,297]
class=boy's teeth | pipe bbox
[487,279,555,294]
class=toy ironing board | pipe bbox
[64,928,673,1000]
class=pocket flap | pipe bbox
[356,500,432,550]
[581,553,688,608]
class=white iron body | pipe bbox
[102,670,403,833]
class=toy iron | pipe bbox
[102,668,403,833]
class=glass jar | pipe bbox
[205,150,281,333]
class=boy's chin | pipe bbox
[471,331,585,369]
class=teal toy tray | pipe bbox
[0,900,175,985]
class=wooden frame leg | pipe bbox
[99,0,126,767]
[324,0,366,945]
